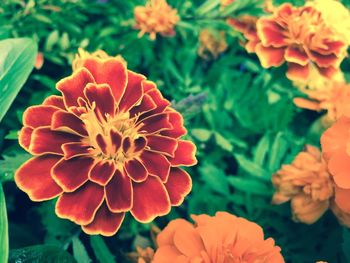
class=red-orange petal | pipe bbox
[335,185,350,213]
[140,151,171,182]
[119,71,145,112]
[286,63,310,81]
[110,129,122,153]
[84,83,115,121]
[15,155,62,201]
[51,110,88,136]
[62,142,92,160]
[146,135,177,157]
[284,46,309,66]
[164,168,192,206]
[309,51,339,68]
[43,95,65,110]
[255,43,285,68]
[89,160,116,186]
[161,111,187,138]
[23,105,58,128]
[55,182,104,225]
[130,94,157,116]
[125,158,148,182]
[328,150,350,189]
[82,58,127,104]
[82,202,125,236]
[29,127,81,155]
[105,169,133,212]
[257,18,287,48]
[138,113,172,134]
[169,141,197,166]
[52,157,94,192]
[57,68,95,108]
[18,127,33,151]
[131,176,171,223]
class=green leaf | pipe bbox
[0,184,8,263]
[9,245,76,263]
[191,128,212,142]
[72,237,91,263]
[0,153,31,182]
[235,153,271,181]
[214,132,234,152]
[0,38,37,123]
[90,236,115,263]
[227,176,273,196]
[199,163,229,196]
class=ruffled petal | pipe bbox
[105,169,133,212]
[119,71,145,112]
[131,176,171,223]
[284,46,309,66]
[57,68,95,108]
[335,185,350,213]
[23,105,59,128]
[129,94,157,117]
[257,18,287,48]
[62,142,92,160]
[125,158,148,182]
[164,168,192,206]
[51,110,88,136]
[82,202,125,236]
[15,155,62,201]
[43,95,65,110]
[89,160,116,186]
[81,58,127,104]
[160,111,187,138]
[55,182,104,225]
[18,127,33,151]
[286,63,310,81]
[255,43,285,68]
[146,135,177,157]
[140,150,171,182]
[52,157,94,192]
[169,141,197,166]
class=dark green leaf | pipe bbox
[90,236,115,263]
[0,184,8,263]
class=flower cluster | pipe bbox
[230,2,349,81]
[198,29,228,59]
[273,145,350,226]
[15,50,197,236]
[153,212,284,262]
[134,0,179,40]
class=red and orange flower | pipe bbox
[134,0,179,40]
[15,50,197,236]
[153,212,284,262]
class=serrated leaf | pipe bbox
[72,237,91,263]
[9,245,76,263]
[0,38,37,123]
[90,236,115,263]
[0,184,8,263]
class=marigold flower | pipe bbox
[228,15,259,53]
[153,212,284,263]
[294,81,350,123]
[134,0,179,40]
[254,3,347,81]
[127,246,154,263]
[198,29,228,59]
[15,50,197,236]
[272,145,334,224]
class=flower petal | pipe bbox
[15,155,62,201]
[23,105,59,128]
[52,157,94,192]
[18,127,33,151]
[89,160,116,186]
[82,58,127,104]
[164,168,192,206]
[169,141,197,166]
[131,176,171,223]
[286,63,310,81]
[125,158,148,182]
[160,111,187,138]
[51,110,88,136]
[138,113,172,134]
[57,68,95,108]
[327,150,350,189]
[255,43,285,68]
[119,71,145,112]
[146,135,177,157]
[130,94,157,116]
[284,46,309,66]
[62,142,92,160]
[257,18,287,48]
[43,95,65,110]
[29,127,81,155]
[55,182,104,225]
[140,151,170,182]
[84,83,115,121]
[335,185,350,213]
[105,169,133,212]
[82,203,125,236]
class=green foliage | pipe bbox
[0,184,8,263]
[0,38,37,123]
[90,236,116,263]
[72,237,92,263]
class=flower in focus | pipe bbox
[272,145,333,224]
[248,3,347,81]
[228,15,259,53]
[293,80,350,124]
[198,29,228,59]
[153,211,284,263]
[307,0,350,45]
[134,0,179,40]
[15,50,197,236]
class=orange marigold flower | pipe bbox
[228,15,259,53]
[198,29,228,59]
[272,145,334,224]
[293,81,350,123]
[153,212,284,263]
[255,3,347,81]
[15,50,197,236]
[134,0,179,40]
